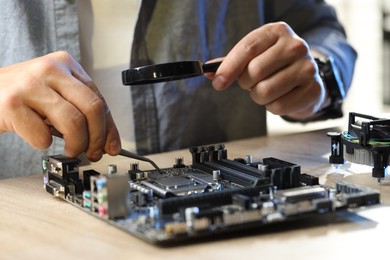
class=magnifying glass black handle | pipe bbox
[202,61,222,73]
[122,61,222,86]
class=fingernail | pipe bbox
[110,139,121,154]
[212,75,228,90]
[91,150,103,161]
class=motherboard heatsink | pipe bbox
[42,144,380,245]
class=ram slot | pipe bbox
[193,161,267,187]
[217,158,267,177]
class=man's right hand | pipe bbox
[0,51,121,161]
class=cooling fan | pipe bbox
[328,112,390,182]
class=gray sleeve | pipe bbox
[0,0,79,66]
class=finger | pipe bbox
[68,58,114,160]
[9,106,53,150]
[53,78,106,160]
[79,80,108,161]
[72,69,122,158]
[78,80,122,159]
[104,111,122,156]
[204,57,225,80]
[237,35,309,90]
[264,79,322,118]
[212,24,281,90]
[25,88,89,157]
[48,102,89,158]
[249,57,317,106]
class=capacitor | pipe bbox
[212,170,221,182]
[258,164,269,172]
[136,172,145,181]
[174,157,185,168]
[245,155,253,164]
[327,132,344,165]
[108,164,117,174]
[185,207,199,233]
[130,163,139,172]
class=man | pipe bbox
[0,0,356,177]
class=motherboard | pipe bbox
[42,144,380,245]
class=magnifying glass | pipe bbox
[122,61,222,85]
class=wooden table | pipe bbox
[1,129,389,259]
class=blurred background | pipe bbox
[268,0,390,135]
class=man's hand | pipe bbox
[206,22,327,120]
[0,51,121,161]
